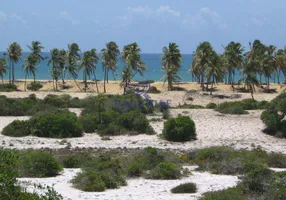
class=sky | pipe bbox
[1,0,286,53]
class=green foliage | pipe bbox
[200,187,246,200]
[162,110,171,119]
[206,103,217,109]
[267,153,286,168]
[0,83,17,92]
[171,183,197,194]
[2,120,31,137]
[30,109,83,138]
[0,149,62,199]
[17,150,62,178]
[215,102,248,114]
[71,156,126,192]
[27,82,43,91]
[79,114,99,133]
[162,116,196,142]
[147,86,161,93]
[147,161,181,179]
[261,93,286,138]
[62,155,81,168]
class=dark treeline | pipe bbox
[0,40,285,97]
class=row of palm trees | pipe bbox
[0,40,286,96]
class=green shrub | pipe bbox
[147,86,161,93]
[0,83,17,92]
[267,153,286,168]
[30,109,83,138]
[18,150,62,177]
[206,103,217,109]
[117,110,150,133]
[215,102,248,115]
[171,183,197,194]
[71,170,106,192]
[27,82,43,91]
[79,114,99,133]
[260,93,286,138]
[147,161,181,179]
[162,110,170,119]
[200,187,246,200]
[2,120,31,137]
[62,155,81,168]
[162,116,196,142]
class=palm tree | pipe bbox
[48,48,61,91]
[262,45,276,89]
[275,48,286,84]
[7,42,22,84]
[206,52,225,94]
[161,43,182,91]
[191,42,214,91]
[79,49,99,92]
[101,41,120,93]
[0,57,8,83]
[223,42,244,88]
[121,43,146,94]
[90,48,100,94]
[27,41,44,61]
[66,43,82,92]
[23,53,38,90]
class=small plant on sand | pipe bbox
[2,120,31,137]
[206,103,217,109]
[146,161,181,179]
[27,82,43,91]
[171,183,197,194]
[162,116,196,142]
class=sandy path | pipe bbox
[1,109,285,153]
[19,167,239,200]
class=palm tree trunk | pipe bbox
[277,69,281,84]
[84,71,87,92]
[201,72,205,91]
[33,75,36,83]
[73,78,82,92]
[93,73,99,94]
[52,78,55,91]
[24,74,27,91]
[9,60,11,84]
[12,62,14,84]
[103,67,106,93]
[107,68,109,83]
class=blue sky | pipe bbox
[1,0,286,53]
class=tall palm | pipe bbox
[223,42,244,87]
[262,45,276,89]
[7,42,22,84]
[101,41,120,93]
[90,48,100,94]
[66,43,82,92]
[27,41,44,61]
[23,53,38,90]
[191,42,214,91]
[121,43,146,94]
[206,52,225,94]
[0,57,8,83]
[275,48,286,84]
[48,48,61,91]
[59,49,67,84]
[161,43,182,91]
[79,49,99,92]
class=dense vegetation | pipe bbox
[0,148,63,199]
[261,92,286,138]
[191,147,286,200]
[215,99,269,114]
[69,147,184,192]
[162,116,196,142]
[3,109,83,138]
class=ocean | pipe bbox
[0,52,282,83]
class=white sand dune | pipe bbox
[1,109,286,153]
[19,167,239,200]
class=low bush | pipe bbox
[171,183,197,194]
[27,82,43,91]
[162,110,171,119]
[147,161,181,179]
[30,109,83,138]
[206,103,217,109]
[162,116,196,142]
[215,102,248,115]
[200,187,246,200]
[79,114,99,133]
[43,95,68,108]
[71,156,126,192]
[267,153,286,168]
[62,155,81,168]
[147,86,161,93]
[17,150,62,178]
[2,120,31,137]
[0,83,17,92]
